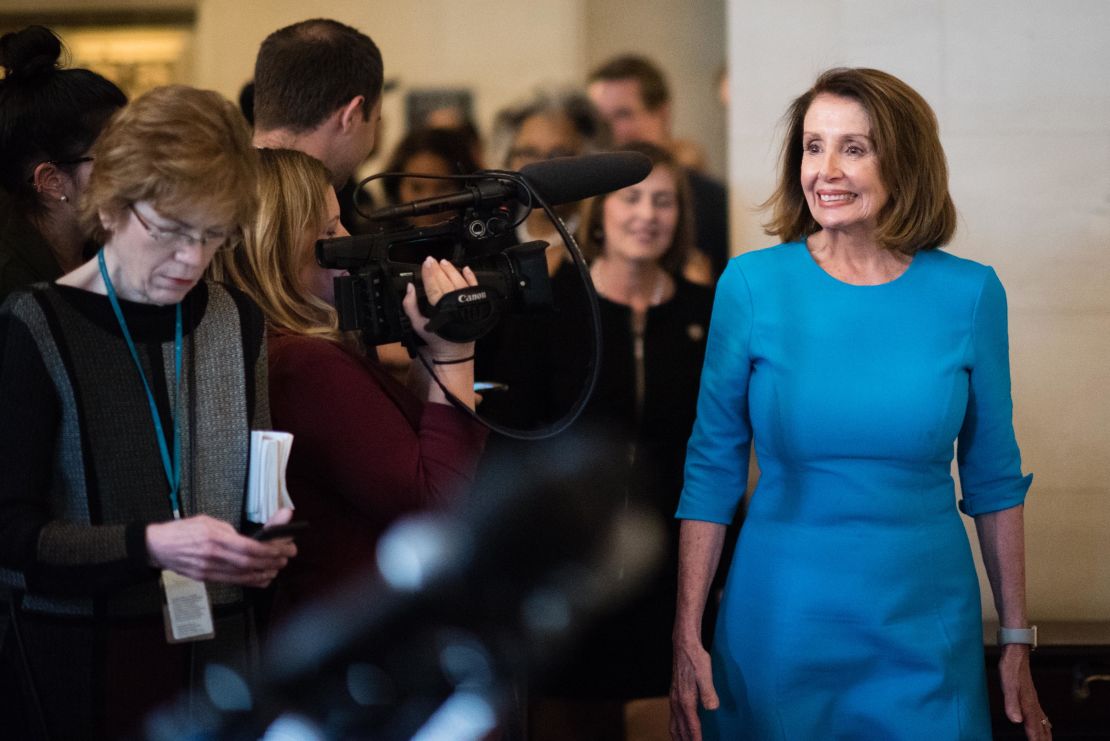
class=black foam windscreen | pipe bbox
[518,151,653,206]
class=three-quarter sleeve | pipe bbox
[675,261,755,524]
[956,268,1032,516]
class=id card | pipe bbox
[160,569,215,643]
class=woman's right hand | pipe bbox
[670,638,719,741]
[402,256,478,408]
[145,514,296,589]
[402,256,478,362]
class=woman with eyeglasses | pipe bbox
[0,25,127,303]
[0,85,296,739]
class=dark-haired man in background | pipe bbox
[588,54,729,279]
[252,17,383,210]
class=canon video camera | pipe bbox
[315,152,652,348]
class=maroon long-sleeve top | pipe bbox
[267,331,488,611]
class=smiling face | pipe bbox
[103,201,234,305]
[298,188,350,306]
[800,93,889,239]
[600,164,679,265]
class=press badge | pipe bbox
[161,569,215,643]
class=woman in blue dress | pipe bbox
[670,68,1050,741]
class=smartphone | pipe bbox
[252,521,309,541]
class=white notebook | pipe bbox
[246,430,295,523]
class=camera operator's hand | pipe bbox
[403,257,478,409]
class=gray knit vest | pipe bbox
[10,282,263,617]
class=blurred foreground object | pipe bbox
[148,427,665,740]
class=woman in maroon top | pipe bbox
[212,148,487,613]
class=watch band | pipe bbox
[997,625,1038,649]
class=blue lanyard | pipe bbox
[97,250,184,519]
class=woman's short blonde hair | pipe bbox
[81,85,259,243]
[762,67,957,255]
[210,147,341,342]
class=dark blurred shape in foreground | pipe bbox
[146,426,664,741]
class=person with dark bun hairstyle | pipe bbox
[0,25,126,302]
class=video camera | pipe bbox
[316,208,552,347]
[315,152,652,348]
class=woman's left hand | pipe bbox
[1000,644,1051,739]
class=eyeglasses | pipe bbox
[129,204,238,252]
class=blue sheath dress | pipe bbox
[676,242,1031,740]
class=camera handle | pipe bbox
[395,285,504,359]
[423,286,504,343]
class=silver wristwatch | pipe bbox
[997,625,1038,650]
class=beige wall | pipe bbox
[726,0,1110,620]
[5,1,728,177]
[192,0,727,177]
